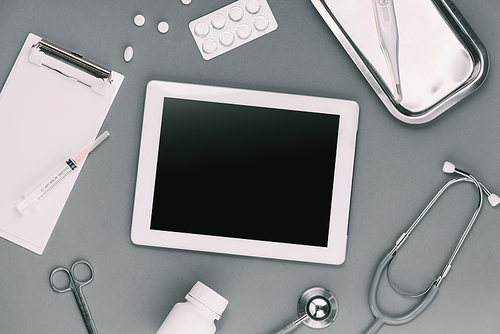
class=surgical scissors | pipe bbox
[49,259,97,334]
[363,161,499,334]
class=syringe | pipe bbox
[16,131,110,213]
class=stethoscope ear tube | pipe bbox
[363,252,440,334]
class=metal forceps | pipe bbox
[49,260,98,334]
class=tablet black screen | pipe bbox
[150,97,339,247]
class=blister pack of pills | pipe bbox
[189,0,278,60]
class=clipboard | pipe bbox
[0,33,124,254]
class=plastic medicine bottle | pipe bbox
[156,281,229,334]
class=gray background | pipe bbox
[1,0,499,333]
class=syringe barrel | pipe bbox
[16,159,78,213]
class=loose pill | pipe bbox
[124,46,134,62]
[158,21,169,34]
[181,0,192,4]
[134,14,145,27]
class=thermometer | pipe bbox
[372,0,402,102]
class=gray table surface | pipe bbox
[1,0,500,333]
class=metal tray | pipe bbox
[311,0,489,124]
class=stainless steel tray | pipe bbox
[311,0,489,124]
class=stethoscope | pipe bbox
[363,161,498,333]
[271,161,498,334]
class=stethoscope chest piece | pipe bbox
[298,287,338,329]
[272,287,338,334]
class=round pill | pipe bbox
[245,0,261,14]
[134,14,145,27]
[211,14,226,29]
[219,31,235,46]
[181,0,192,4]
[202,39,218,54]
[236,24,252,39]
[124,46,134,62]
[158,21,169,33]
[228,6,244,22]
[194,21,210,37]
[253,16,269,31]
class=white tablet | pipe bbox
[131,81,358,265]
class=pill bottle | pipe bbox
[156,281,229,334]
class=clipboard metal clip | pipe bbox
[29,39,113,95]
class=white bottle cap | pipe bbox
[186,281,229,320]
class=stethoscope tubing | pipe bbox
[363,251,439,334]
[273,314,308,334]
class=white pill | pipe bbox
[211,14,226,29]
[228,6,244,22]
[245,0,261,14]
[124,46,134,62]
[158,21,169,33]
[253,16,269,31]
[236,24,252,39]
[194,21,210,37]
[202,39,217,54]
[181,0,192,4]
[134,14,145,27]
[219,31,235,46]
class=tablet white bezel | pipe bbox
[131,81,358,265]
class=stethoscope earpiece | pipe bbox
[443,161,500,207]
[442,161,456,173]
